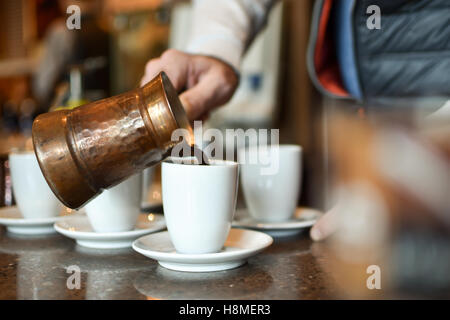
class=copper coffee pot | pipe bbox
[32,72,191,209]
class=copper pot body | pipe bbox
[32,72,190,209]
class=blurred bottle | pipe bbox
[0,76,37,207]
[67,66,89,109]
[0,154,14,207]
[53,66,89,111]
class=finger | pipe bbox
[198,111,210,122]
[140,58,162,87]
[140,50,188,91]
[179,95,209,126]
[310,206,339,241]
[179,73,229,120]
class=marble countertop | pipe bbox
[0,226,346,300]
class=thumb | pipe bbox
[179,73,228,120]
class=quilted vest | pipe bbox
[307,0,450,108]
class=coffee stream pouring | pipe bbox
[32,72,192,209]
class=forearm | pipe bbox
[185,0,277,72]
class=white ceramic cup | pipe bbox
[84,173,142,232]
[9,151,63,219]
[141,167,155,202]
[162,158,239,254]
[238,145,302,222]
[140,166,156,206]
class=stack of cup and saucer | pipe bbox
[233,145,323,237]
[54,174,166,249]
[132,157,273,272]
[0,150,73,236]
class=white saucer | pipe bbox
[54,213,166,249]
[0,206,77,235]
[232,207,322,237]
[132,228,273,272]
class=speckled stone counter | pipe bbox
[0,226,343,300]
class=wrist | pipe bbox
[186,34,243,73]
